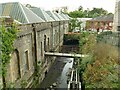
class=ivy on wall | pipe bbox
[0,19,17,87]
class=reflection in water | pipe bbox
[38,57,73,89]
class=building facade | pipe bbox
[0,2,69,88]
[86,14,113,32]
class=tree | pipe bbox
[68,7,111,18]
[68,10,84,18]
[88,8,108,18]
[78,6,83,11]
[69,18,78,32]
[69,18,82,32]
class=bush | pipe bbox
[83,43,119,88]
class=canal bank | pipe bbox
[37,57,74,89]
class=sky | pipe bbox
[0,0,116,13]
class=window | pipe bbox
[48,38,49,50]
[44,35,46,51]
[118,26,120,31]
[25,50,29,70]
[15,49,21,78]
[41,42,43,56]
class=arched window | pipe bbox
[41,42,43,56]
[44,35,46,52]
[48,38,49,50]
[25,50,29,71]
[14,49,21,79]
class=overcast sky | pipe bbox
[0,0,116,13]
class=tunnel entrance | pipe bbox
[61,34,80,53]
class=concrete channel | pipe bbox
[37,57,81,89]
[37,57,74,89]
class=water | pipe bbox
[38,57,74,89]
[57,58,73,88]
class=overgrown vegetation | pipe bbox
[69,18,82,32]
[1,20,17,87]
[78,31,119,88]
[83,42,119,88]
[64,34,80,41]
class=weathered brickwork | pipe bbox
[1,17,69,88]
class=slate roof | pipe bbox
[89,14,113,21]
[30,7,55,22]
[0,2,45,24]
[60,13,69,20]
[46,11,60,21]
[54,12,66,21]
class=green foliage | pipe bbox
[69,18,77,32]
[87,8,108,18]
[78,31,119,88]
[68,10,84,18]
[79,31,97,54]
[69,18,82,32]
[64,34,80,41]
[68,6,113,18]
[21,80,28,88]
[7,82,15,88]
[1,20,17,77]
[78,54,94,74]
[83,43,119,88]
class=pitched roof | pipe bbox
[60,13,69,20]
[0,2,45,24]
[89,14,113,21]
[54,12,65,21]
[30,7,55,22]
[64,14,71,19]
[46,11,60,21]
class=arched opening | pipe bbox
[45,71,48,77]
[48,38,49,51]
[25,50,29,70]
[44,35,46,52]
[15,49,21,79]
[41,42,43,57]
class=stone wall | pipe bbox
[1,18,69,88]
[97,32,120,47]
[113,0,120,31]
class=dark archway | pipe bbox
[15,49,21,79]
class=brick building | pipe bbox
[86,14,114,32]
